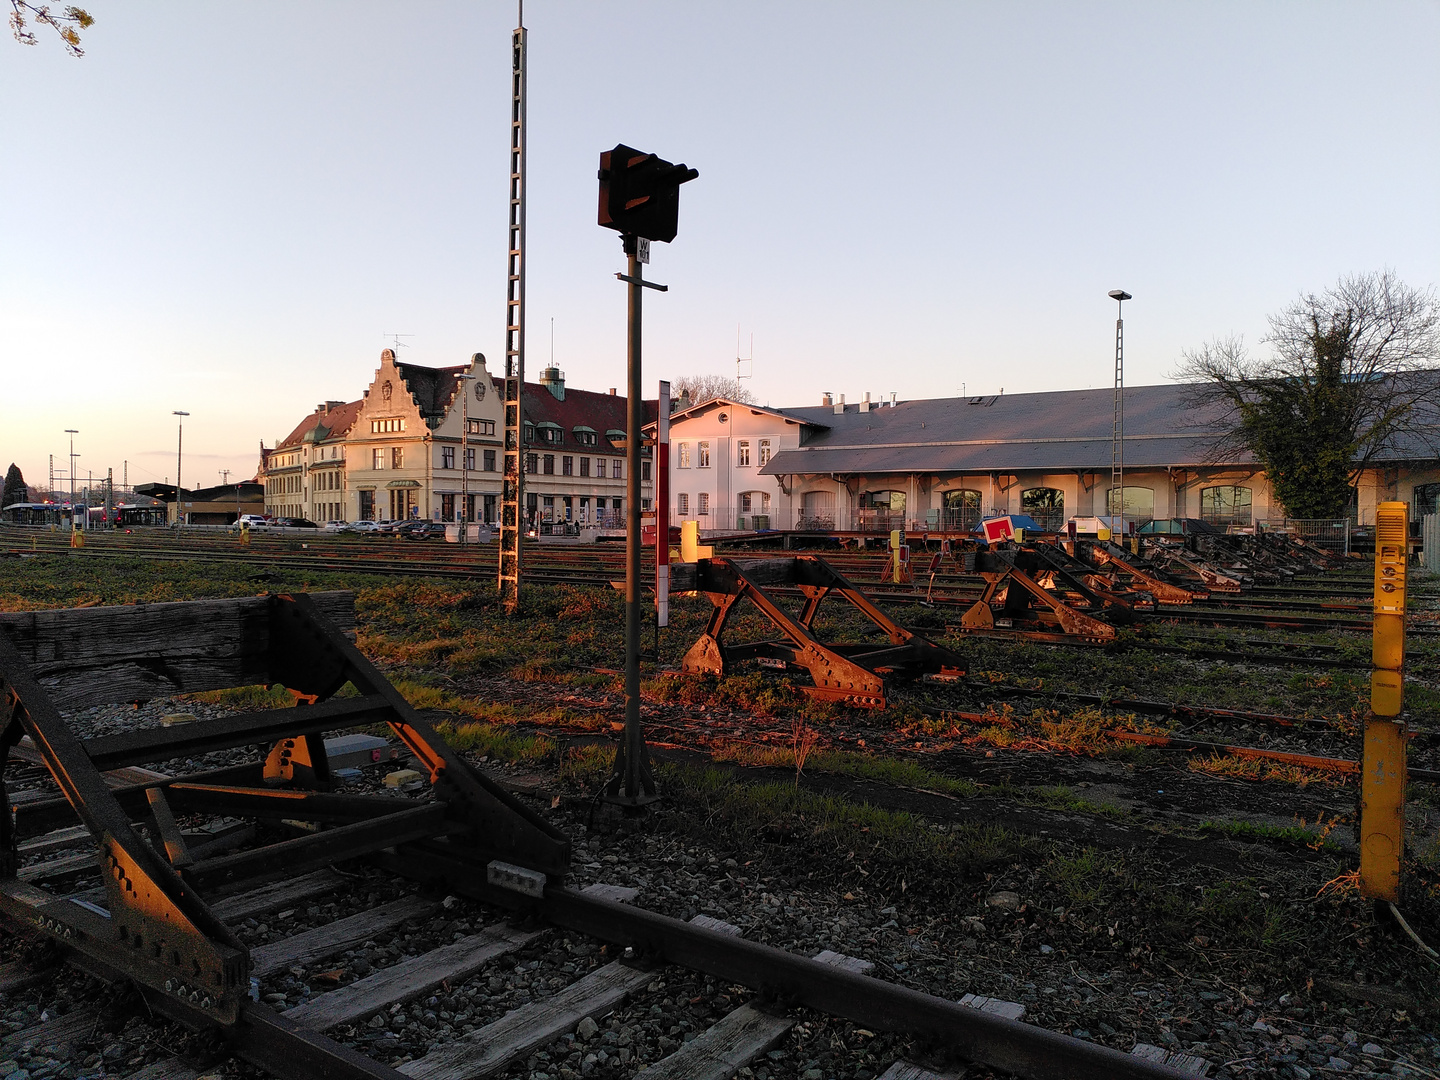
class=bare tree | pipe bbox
[9,1,93,56]
[1176,270,1440,518]
[670,374,755,409]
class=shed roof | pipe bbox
[760,380,1440,476]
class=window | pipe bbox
[641,460,651,481]
[391,447,404,469]
[698,492,710,515]
[464,447,476,471]
[677,493,689,515]
[943,489,982,529]
[1020,487,1065,530]
[1200,485,1252,526]
[678,443,690,468]
[613,460,622,480]
[572,428,598,447]
[1414,483,1440,518]
[596,459,606,478]
[441,447,454,469]
[372,448,385,470]
[1105,486,1155,522]
[737,440,750,466]
[562,456,573,476]
[758,439,771,466]
[525,453,538,474]
[698,442,711,468]
[370,418,405,433]
[580,457,590,477]
[483,449,496,471]
[523,422,534,444]
[543,454,555,475]
[466,418,494,436]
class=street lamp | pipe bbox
[64,429,78,529]
[64,429,78,501]
[173,411,189,526]
[1107,290,1131,537]
[456,373,476,545]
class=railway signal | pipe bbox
[596,144,698,244]
[599,143,697,807]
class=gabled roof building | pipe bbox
[657,383,1440,534]
[257,350,653,528]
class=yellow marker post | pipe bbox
[70,527,85,549]
[680,520,712,563]
[1361,501,1408,902]
[239,522,251,547]
[890,529,903,584]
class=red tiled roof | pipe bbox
[521,384,658,452]
[276,400,363,450]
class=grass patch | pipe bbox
[1187,753,1348,787]
[432,719,555,766]
[1199,818,1344,852]
[658,762,1034,898]
[710,744,981,798]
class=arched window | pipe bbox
[1021,487,1064,530]
[1413,483,1440,518]
[1200,485,1252,526]
[1105,486,1154,522]
[942,489,981,530]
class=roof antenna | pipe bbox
[382,332,413,350]
[736,324,753,383]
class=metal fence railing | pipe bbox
[1281,518,1352,554]
[1423,514,1440,571]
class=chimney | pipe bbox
[860,392,871,413]
[890,392,897,407]
[821,392,833,407]
[609,388,617,396]
[540,366,565,401]
[834,393,846,416]
[316,403,326,414]
[326,400,345,410]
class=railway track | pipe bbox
[0,594,1203,1080]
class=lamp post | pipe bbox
[173,411,189,526]
[456,373,476,544]
[1107,290,1131,537]
[64,429,78,512]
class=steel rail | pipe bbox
[379,857,1198,1080]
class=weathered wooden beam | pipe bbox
[0,592,355,709]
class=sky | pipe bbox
[3,1,1438,493]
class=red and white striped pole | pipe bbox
[656,379,671,626]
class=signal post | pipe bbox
[1361,502,1409,902]
[596,143,698,806]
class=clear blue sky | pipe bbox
[4,1,1437,492]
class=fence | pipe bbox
[674,506,1001,536]
[1424,514,1440,571]
[1280,518,1352,555]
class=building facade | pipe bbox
[656,385,1440,534]
[258,350,653,527]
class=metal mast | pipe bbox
[1108,289,1131,535]
[498,5,528,611]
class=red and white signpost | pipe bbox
[656,380,671,627]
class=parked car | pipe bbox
[346,520,382,534]
[374,520,403,535]
[275,517,318,529]
[237,514,271,530]
[396,521,447,541]
[322,520,348,532]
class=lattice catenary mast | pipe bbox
[498,5,528,612]
[1108,289,1131,534]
